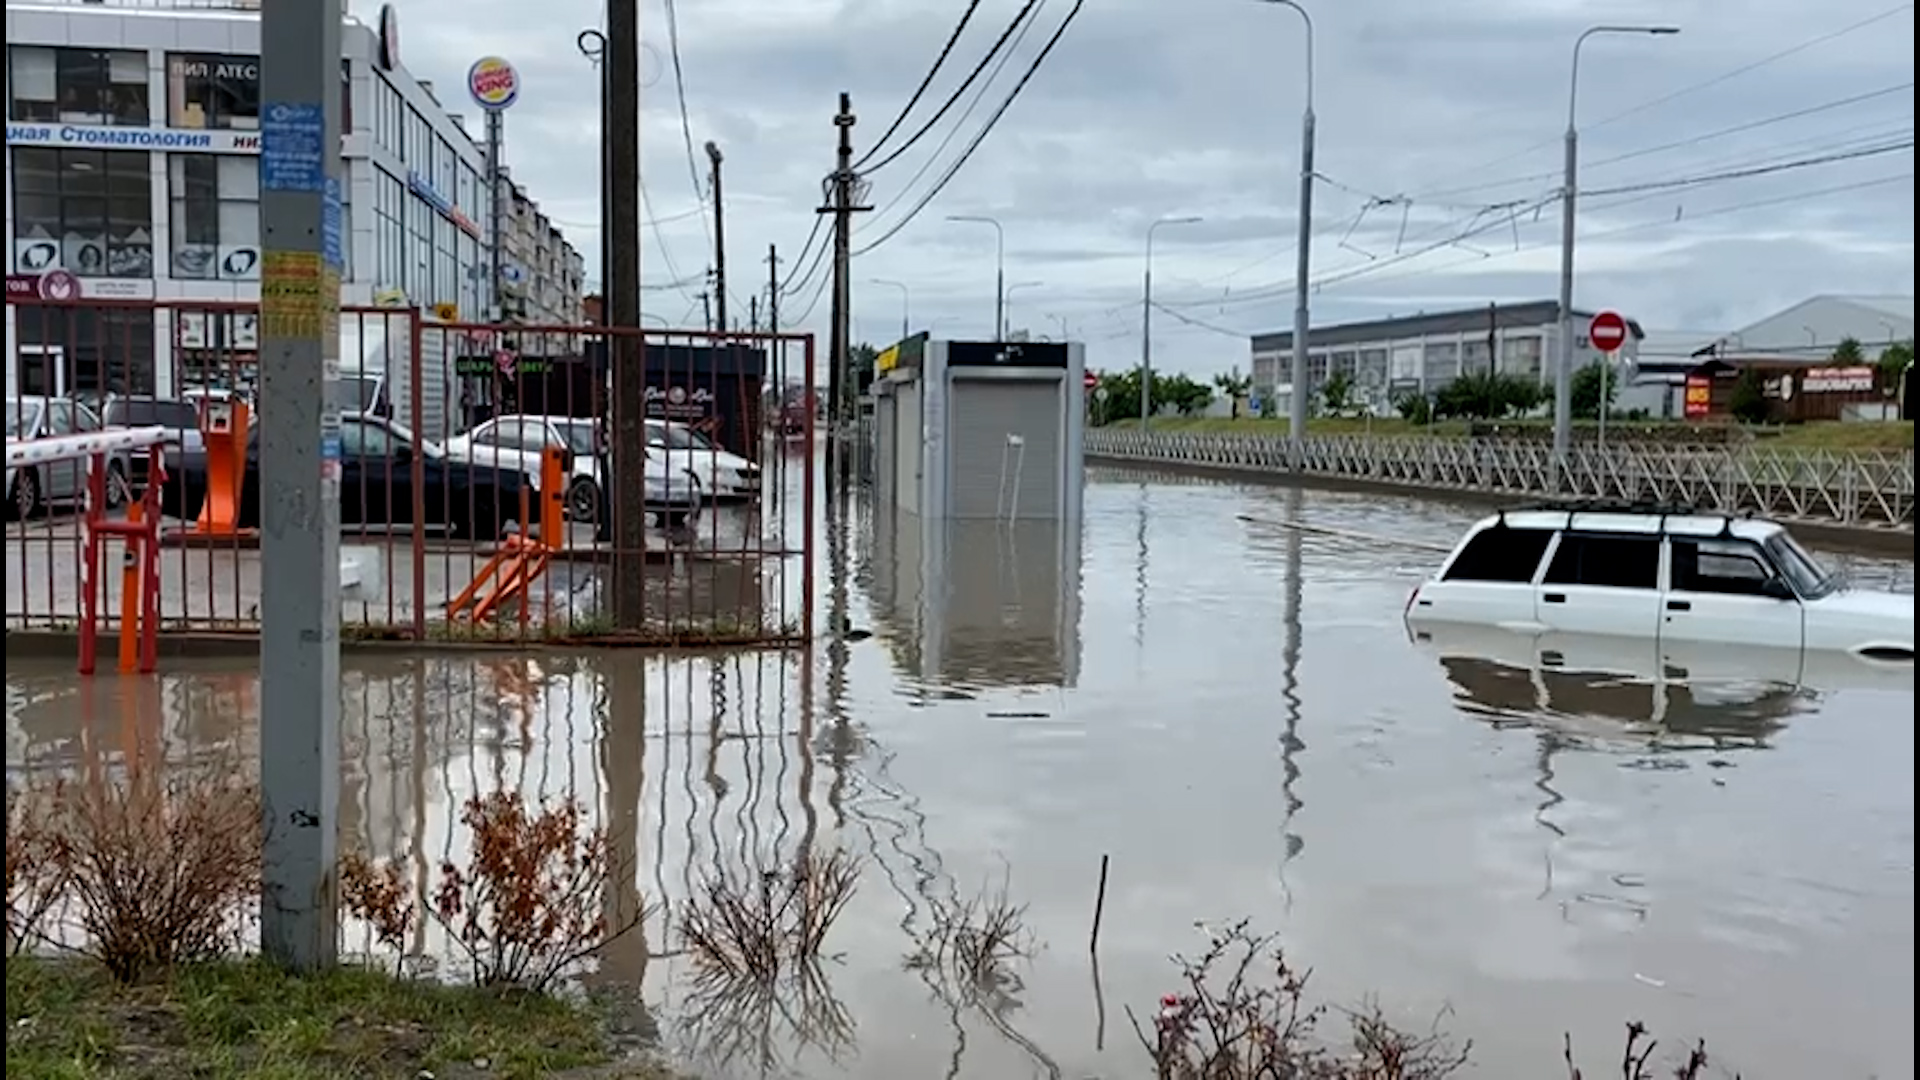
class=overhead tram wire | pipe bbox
[856,0,1050,176]
[854,0,990,170]
[854,0,1085,257]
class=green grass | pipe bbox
[1105,415,1916,449]
[5,955,678,1080]
[1754,419,1913,450]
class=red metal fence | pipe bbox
[5,297,817,645]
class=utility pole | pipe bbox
[1486,302,1498,375]
[824,92,869,488]
[765,244,781,333]
[706,141,728,334]
[258,0,344,971]
[607,0,647,630]
[748,295,759,334]
[697,287,713,332]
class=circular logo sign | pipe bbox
[467,57,520,111]
[666,386,689,406]
[37,269,79,301]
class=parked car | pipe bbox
[645,419,762,499]
[6,395,132,519]
[440,413,702,522]
[1406,503,1913,660]
[169,412,526,540]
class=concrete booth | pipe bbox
[870,335,1087,524]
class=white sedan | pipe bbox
[645,420,762,500]
[441,413,701,522]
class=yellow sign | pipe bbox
[260,251,335,340]
[433,301,459,322]
[876,344,900,374]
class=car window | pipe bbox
[338,419,401,459]
[644,424,669,449]
[71,403,103,433]
[106,400,199,430]
[1440,526,1554,584]
[555,422,598,456]
[1670,538,1782,597]
[469,420,505,447]
[46,402,75,435]
[1543,533,1660,590]
[4,401,29,438]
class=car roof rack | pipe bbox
[1504,497,1705,517]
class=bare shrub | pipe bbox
[5,785,70,954]
[681,955,857,1073]
[1564,1022,1736,1080]
[338,847,417,953]
[26,764,261,983]
[1132,919,1470,1080]
[906,881,1035,998]
[680,848,861,982]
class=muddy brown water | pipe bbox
[6,473,1913,1079]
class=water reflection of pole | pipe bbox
[1533,732,1567,903]
[600,654,651,986]
[409,660,430,957]
[1133,483,1149,651]
[1276,486,1306,909]
[824,482,854,828]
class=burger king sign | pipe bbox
[467,56,520,111]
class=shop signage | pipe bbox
[5,271,153,301]
[467,57,520,111]
[1683,375,1713,419]
[406,170,484,240]
[4,122,261,153]
[645,384,714,420]
[378,4,402,72]
[1801,366,1875,394]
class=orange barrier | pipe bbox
[80,446,165,675]
[448,447,568,625]
[186,397,254,539]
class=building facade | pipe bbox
[4,0,584,401]
[1249,300,1643,415]
[499,172,585,326]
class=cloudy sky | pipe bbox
[361,0,1914,378]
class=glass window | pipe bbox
[13,308,157,396]
[1501,336,1544,380]
[1462,340,1493,376]
[9,47,147,125]
[166,53,259,130]
[1764,534,1833,599]
[1671,539,1787,598]
[340,418,399,458]
[168,155,260,280]
[1424,342,1460,382]
[1543,533,1660,590]
[1442,526,1555,584]
[12,147,153,278]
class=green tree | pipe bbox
[1570,360,1620,420]
[1432,372,1546,420]
[1213,371,1252,418]
[1321,370,1354,416]
[1729,367,1770,424]
[1830,336,1866,365]
[845,342,879,412]
[1089,369,1212,424]
[1161,373,1215,415]
[1877,340,1914,399]
[1394,391,1432,425]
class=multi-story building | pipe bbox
[1249,300,1643,415]
[499,173,585,326]
[3,0,583,403]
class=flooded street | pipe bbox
[6,471,1913,1079]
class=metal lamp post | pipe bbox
[870,277,910,340]
[1142,215,1203,429]
[1004,279,1044,334]
[946,214,1005,340]
[1257,0,1314,459]
[1555,24,1679,470]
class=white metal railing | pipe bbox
[1085,429,1916,530]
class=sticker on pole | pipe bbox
[1588,310,1629,354]
[260,101,326,193]
[320,176,344,271]
[467,57,520,111]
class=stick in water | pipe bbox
[1089,852,1110,955]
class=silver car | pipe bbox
[6,395,133,519]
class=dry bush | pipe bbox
[906,882,1035,998]
[343,790,646,992]
[680,847,861,982]
[12,765,261,983]
[6,785,70,954]
[1132,919,1470,1080]
[680,954,857,1073]
[1565,1022,1735,1080]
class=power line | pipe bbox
[639,176,700,302]
[857,0,1049,176]
[660,0,713,248]
[853,0,989,170]
[1584,138,1913,196]
[853,0,1086,256]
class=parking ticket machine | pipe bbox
[188,396,252,537]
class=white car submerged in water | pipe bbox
[1406,504,1914,663]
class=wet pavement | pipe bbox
[5,470,1914,1079]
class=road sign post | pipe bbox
[1588,309,1627,452]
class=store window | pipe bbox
[1501,336,1544,380]
[14,307,158,398]
[7,46,149,126]
[11,148,154,278]
[168,155,261,281]
[167,53,260,129]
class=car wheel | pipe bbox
[104,463,132,510]
[566,476,600,521]
[10,470,39,521]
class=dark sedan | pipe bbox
[169,413,527,540]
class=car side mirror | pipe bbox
[391,445,413,464]
[1761,577,1796,601]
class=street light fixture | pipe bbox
[1555,24,1679,470]
[1142,215,1203,430]
[1004,280,1043,333]
[945,214,1005,340]
[1256,0,1314,455]
[869,277,910,341]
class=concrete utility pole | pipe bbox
[697,287,713,332]
[748,295,758,334]
[607,0,648,630]
[825,92,867,488]
[765,244,781,333]
[946,214,1004,340]
[257,0,344,971]
[1259,0,1315,458]
[1556,24,1678,471]
[706,141,728,334]
[870,277,909,341]
[1141,215,1201,429]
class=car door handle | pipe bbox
[1666,600,1691,612]
[1542,592,1566,604]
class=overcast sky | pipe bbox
[358,0,1915,378]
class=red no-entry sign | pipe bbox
[1588,310,1628,354]
[1083,369,1099,390]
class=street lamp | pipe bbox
[869,277,910,341]
[1555,24,1679,469]
[1257,0,1314,456]
[1004,279,1043,333]
[1142,215,1203,430]
[945,214,1005,339]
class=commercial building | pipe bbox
[1249,300,1644,415]
[3,0,585,402]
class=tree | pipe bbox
[845,343,879,412]
[1321,370,1354,416]
[1729,366,1770,424]
[1160,373,1214,416]
[1394,391,1432,425]
[1431,372,1545,420]
[1088,369,1213,424]
[1213,371,1252,418]
[1877,340,1914,400]
[1830,336,1866,365]
[1570,360,1620,420]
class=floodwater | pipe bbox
[5,471,1914,1079]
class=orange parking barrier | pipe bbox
[186,396,254,539]
[79,444,166,676]
[447,447,567,625]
